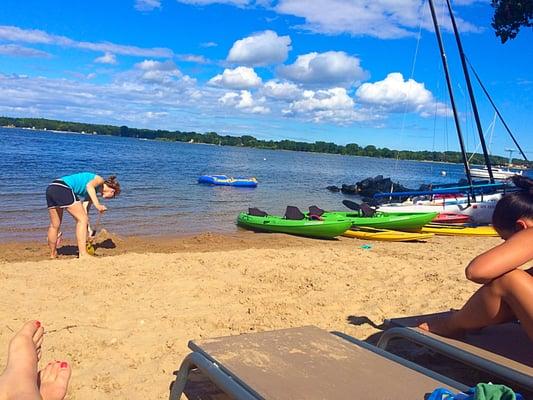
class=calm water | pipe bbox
[0,127,517,241]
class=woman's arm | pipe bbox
[86,176,107,213]
[83,201,96,237]
[466,228,533,284]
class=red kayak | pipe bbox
[433,212,470,224]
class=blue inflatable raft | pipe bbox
[198,175,258,188]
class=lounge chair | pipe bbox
[169,325,467,399]
[377,312,533,393]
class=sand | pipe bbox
[0,231,501,399]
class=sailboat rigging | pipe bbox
[443,0,495,183]
[370,0,525,223]
[466,58,530,163]
[427,0,474,190]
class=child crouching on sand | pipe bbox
[419,175,533,341]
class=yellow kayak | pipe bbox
[343,227,434,242]
[421,223,498,237]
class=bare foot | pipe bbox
[0,320,44,400]
[418,313,465,338]
[49,232,62,259]
[39,361,71,400]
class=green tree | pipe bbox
[492,0,533,43]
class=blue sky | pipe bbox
[0,0,531,158]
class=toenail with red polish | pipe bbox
[35,321,41,328]
[60,362,68,368]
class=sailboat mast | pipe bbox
[427,0,473,187]
[444,0,494,183]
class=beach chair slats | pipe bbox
[170,325,465,400]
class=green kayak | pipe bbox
[319,211,438,232]
[237,212,352,239]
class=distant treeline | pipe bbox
[1,116,527,166]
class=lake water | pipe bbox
[1,127,524,241]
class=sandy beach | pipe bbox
[0,231,501,399]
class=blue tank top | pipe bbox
[60,172,97,199]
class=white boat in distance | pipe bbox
[378,194,501,225]
[469,167,523,180]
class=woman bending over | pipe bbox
[45,172,120,258]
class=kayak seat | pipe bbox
[248,207,268,217]
[360,203,376,217]
[308,205,325,217]
[285,206,306,220]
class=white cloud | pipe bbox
[273,0,481,39]
[219,90,270,114]
[134,60,183,83]
[0,72,207,128]
[277,51,368,87]
[0,44,50,58]
[200,41,218,48]
[144,111,168,119]
[262,80,302,101]
[227,30,291,66]
[176,54,209,64]
[355,72,449,117]
[0,25,173,58]
[208,66,262,89]
[134,0,162,11]
[94,52,117,65]
[288,87,354,112]
[282,87,372,123]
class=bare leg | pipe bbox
[0,320,44,400]
[66,202,89,258]
[38,362,71,400]
[82,201,95,239]
[420,269,533,339]
[47,209,63,259]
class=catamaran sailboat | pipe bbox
[373,0,527,224]
[470,166,522,180]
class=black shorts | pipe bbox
[46,180,79,208]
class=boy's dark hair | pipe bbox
[104,175,121,196]
[492,175,533,232]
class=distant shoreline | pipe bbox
[2,116,527,167]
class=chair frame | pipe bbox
[169,327,467,400]
[377,325,533,392]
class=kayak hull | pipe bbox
[321,211,438,232]
[343,227,434,242]
[433,213,470,224]
[237,213,352,239]
[421,223,498,237]
[378,198,500,225]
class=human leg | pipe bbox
[420,269,533,338]
[0,320,43,400]
[66,202,89,257]
[493,268,533,340]
[0,321,72,400]
[47,209,63,259]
